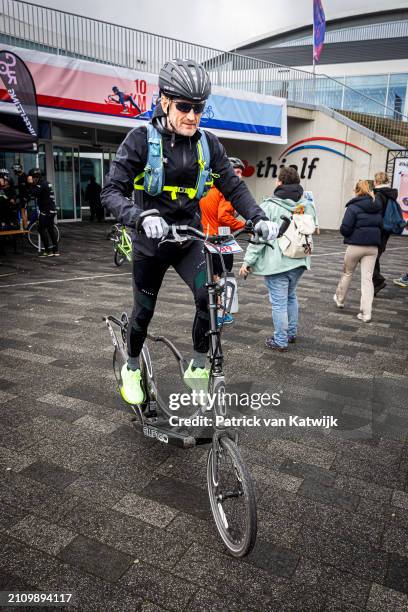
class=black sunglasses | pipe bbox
[173,100,206,114]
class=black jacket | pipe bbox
[340,195,382,246]
[101,104,266,253]
[16,173,29,206]
[0,184,16,203]
[26,179,56,215]
[0,184,18,226]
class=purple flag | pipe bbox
[313,0,326,62]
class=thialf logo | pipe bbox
[241,137,371,181]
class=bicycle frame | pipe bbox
[112,225,132,262]
[118,226,132,259]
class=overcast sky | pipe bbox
[37,0,408,50]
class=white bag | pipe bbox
[277,213,316,258]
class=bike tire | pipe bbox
[27,223,60,250]
[207,435,257,557]
[27,223,40,250]
[114,249,125,266]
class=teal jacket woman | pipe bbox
[240,172,317,351]
[242,184,317,275]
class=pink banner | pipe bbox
[0,47,158,121]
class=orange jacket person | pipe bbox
[199,157,246,325]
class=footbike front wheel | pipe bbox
[207,435,257,557]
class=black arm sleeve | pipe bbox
[101,127,148,227]
[205,131,267,225]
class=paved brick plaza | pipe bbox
[0,223,408,611]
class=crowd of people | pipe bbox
[0,164,59,257]
[199,162,407,350]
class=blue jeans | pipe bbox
[264,267,306,347]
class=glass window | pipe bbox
[315,76,345,110]
[386,73,408,119]
[103,151,113,184]
[344,74,388,116]
[39,120,51,140]
[97,128,129,145]
[52,122,95,142]
[0,144,46,184]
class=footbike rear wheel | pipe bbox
[207,435,257,557]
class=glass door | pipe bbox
[53,145,77,220]
[79,148,104,220]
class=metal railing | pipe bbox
[272,18,408,47]
[1,0,408,146]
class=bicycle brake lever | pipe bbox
[158,227,189,247]
[158,237,180,247]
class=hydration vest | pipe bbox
[133,123,214,201]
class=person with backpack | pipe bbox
[239,167,317,352]
[101,58,279,405]
[372,171,400,295]
[334,180,382,323]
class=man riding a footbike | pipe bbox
[101,58,279,406]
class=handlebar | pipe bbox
[166,216,290,243]
[135,209,291,244]
[166,222,255,244]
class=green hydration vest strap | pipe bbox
[133,124,213,200]
[133,123,163,196]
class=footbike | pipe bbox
[104,216,288,556]
[110,224,132,266]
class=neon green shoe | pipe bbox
[120,364,144,405]
[183,360,209,394]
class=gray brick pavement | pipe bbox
[0,222,408,610]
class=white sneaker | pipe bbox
[333,294,344,309]
[357,313,371,323]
